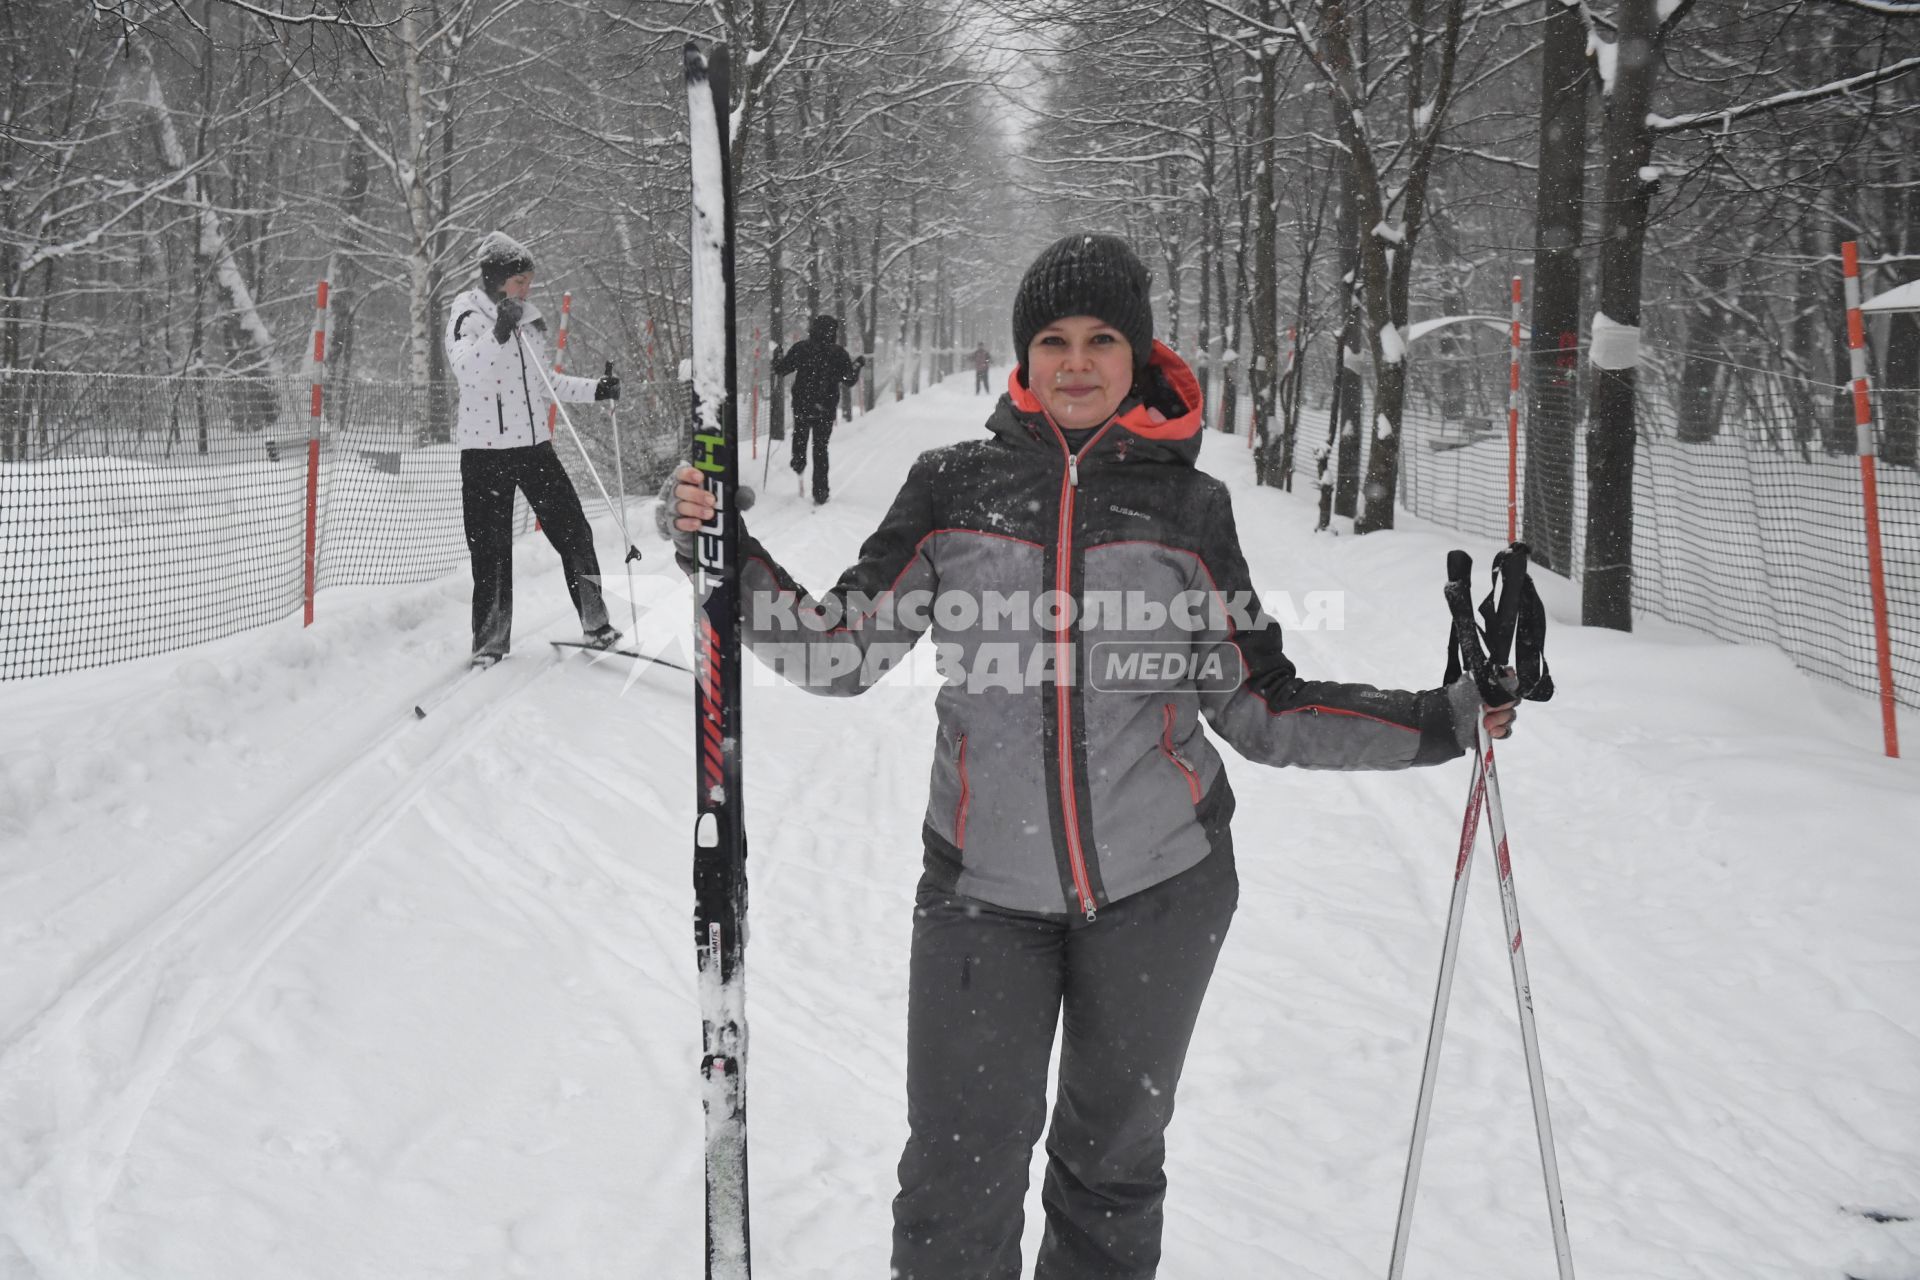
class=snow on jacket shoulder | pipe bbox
[722,342,1464,917]
[445,287,599,451]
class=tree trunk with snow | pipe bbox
[1248,20,1282,487]
[1584,0,1665,631]
[1333,163,1364,519]
[1885,166,1919,468]
[1524,0,1591,575]
[400,11,434,404]
[1197,121,1218,415]
[135,39,282,389]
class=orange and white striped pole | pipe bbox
[1508,276,1523,543]
[546,291,572,438]
[1841,242,1900,757]
[303,278,328,627]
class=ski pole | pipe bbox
[517,327,642,564]
[605,359,642,639]
[1390,545,1571,1280]
[1471,548,1574,1280]
[1387,746,1489,1279]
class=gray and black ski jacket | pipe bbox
[733,342,1465,917]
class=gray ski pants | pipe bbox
[890,843,1238,1279]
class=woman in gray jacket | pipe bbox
[666,233,1513,1279]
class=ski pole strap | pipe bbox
[1482,543,1553,702]
[1442,551,1509,705]
[1442,543,1555,705]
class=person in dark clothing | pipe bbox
[664,233,1516,1279]
[773,314,864,505]
[447,231,623,667]
[971,340,992,394]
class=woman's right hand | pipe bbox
[655,463,716,556]
[669,463,717,531]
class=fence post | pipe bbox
[304,278,328,627]
[1840,241,1901,758]
[1509,275,1523,544]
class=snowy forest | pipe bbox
[5,5,1920,1277]
[2,0,1917,628]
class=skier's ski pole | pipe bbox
[517,329,643,566]
[605,359,641,638]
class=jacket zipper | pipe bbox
[495,395,505,436]
[1161,703,1203,803]
[953,734,970,847]
[1051,424,1112,922]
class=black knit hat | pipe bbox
[1012,233,1154,369]
[477,231,534,296]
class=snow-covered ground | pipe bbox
[1,371,1915,1280]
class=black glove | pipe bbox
[595,372,622,401]
[852,354,866,374]
[492,298,524,344]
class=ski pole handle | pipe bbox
[1444,551,1511,706]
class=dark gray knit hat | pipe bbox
[1012,233,1154,368]
[477,231,534,294]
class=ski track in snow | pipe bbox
[0,372,1916,1279]
[0,638,578,1272]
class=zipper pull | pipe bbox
[1068,453,1079,488]
[1083,903,1098,923]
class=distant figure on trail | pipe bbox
[971,340,992,394]
[773,314,864,506]
[445,231,623,667]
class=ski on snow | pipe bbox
[685,40,751,1280]
[548,639,693,674]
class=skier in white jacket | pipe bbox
[446,231,623,667]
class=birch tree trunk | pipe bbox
[134,38,281,383]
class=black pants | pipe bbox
[892,846,1238,1280]
[790,404,834,503]
[975,367,990,394]
[460,443,608,657]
